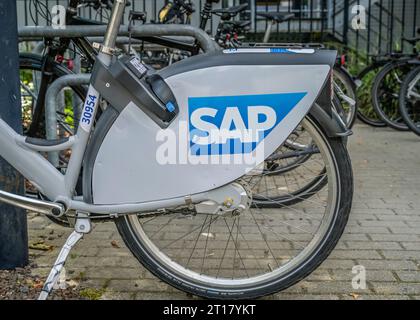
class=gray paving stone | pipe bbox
[371,282,420,295]
[331,270,396,282]
[369,234,419,242]
[329,250,384,260]
[344,241,403,250]
[356,260,419,271]
[395,271,420,282]
[381,250,420,260]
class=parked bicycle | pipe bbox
[9,0,353,300]
[354,32,419,130]
[371,44,420,131]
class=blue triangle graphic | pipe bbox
[188,92,307,155]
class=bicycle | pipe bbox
[4,0,353,300]
[371,49,420,131]
[355,32,420,129]
[211,3,250,48]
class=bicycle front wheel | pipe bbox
[115,115,353,299]
[371,61,413,131]
[356,64,387,127]
[333,67,357,128]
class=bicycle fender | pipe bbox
[87,49,338,204]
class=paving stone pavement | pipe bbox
[25,124,420,300]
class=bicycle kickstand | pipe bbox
[38,212,91,300]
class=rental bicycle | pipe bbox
[5,0,353,300]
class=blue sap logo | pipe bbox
[188,92,307,156]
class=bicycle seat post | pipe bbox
[99,0,127,65]
[263,19,275,43]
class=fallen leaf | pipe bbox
[111,240,120,248]
[349,293,360,300]
[29,242,54,251]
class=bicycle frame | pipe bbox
[4,0,350,302]
[3,0,210,216]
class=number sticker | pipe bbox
[80,94,97,131]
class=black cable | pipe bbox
[29,0,37,25]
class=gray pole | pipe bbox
[0,0,29,269]
[343,0,350,46]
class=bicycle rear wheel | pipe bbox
[399,66,420,136]
[333,66,357,128]
[356,64,387,127]
[371,61,413,131]
[248,123,327,208]
[115,115,353,299]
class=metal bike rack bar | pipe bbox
[87,36,144,45]
[18,25,219,53]
[45,74,91,166]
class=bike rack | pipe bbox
[18,24,219,53]
[45,74,91,166]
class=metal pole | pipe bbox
[72,55,82,131]
[45,74,91,167]
[343,0,350,46]
[0,0,29,269]
[18,24,219,53]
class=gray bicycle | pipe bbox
[3,0,353,300]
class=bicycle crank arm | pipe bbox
[0,189,65,217]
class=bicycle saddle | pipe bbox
[211,3,248,16]
[257,12,295,23]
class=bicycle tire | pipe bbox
[333,66,357,129]
[356,63,387,127]
[399,66,420,136]
[371,60,413,131]
[114,115,353,299]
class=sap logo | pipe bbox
[190,106,276,145]
[188,93,306,156]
